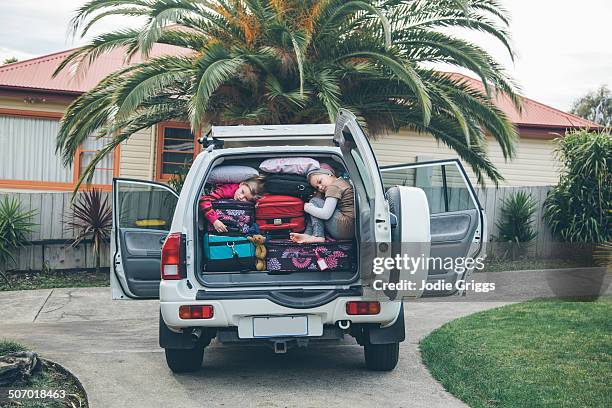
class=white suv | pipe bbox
[111,109,486,373]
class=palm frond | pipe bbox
[58,0,521,186]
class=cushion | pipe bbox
[259,157,320,175]
[207,165,259,184]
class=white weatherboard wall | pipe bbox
[119,126,156,180]
[370,130,562,187]
[114,127,563,187]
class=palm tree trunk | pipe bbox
[95,252,101,275]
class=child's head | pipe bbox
[234,176,265,201]
[307,168,336,194]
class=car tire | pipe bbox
[165,346,204,373]
[364,342,399,371]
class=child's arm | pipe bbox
[199,184,236,224]
[304,197,338,221]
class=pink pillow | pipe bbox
[259,157,320,175]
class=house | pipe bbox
[0,45,600,193]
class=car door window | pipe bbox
[382,162,476,214]
[116,181,178,230]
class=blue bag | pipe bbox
[203,234,255,272]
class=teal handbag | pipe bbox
[203,234,255,272]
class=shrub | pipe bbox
[543,130,611,246]
[0,198,36,286]
[66,189,112,274]
[167,162,191,194]
[495,191,538,259]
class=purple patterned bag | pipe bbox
[265,239,355,272]
[206,199,255,234]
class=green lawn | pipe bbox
[0,340,88,407]
[1,270,109,291]
[420,297,612,408]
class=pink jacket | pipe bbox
[198,184,239,224]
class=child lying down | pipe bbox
[290,167,355,243]
[199,176,265,232]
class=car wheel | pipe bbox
[165,346,204,373]
[364,342,399,371]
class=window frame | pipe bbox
[155,121,200,181]
[0,108,120,191]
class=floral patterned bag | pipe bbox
[206,199,255,234]
[265,239,355,273]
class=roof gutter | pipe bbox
[517,123,603,131]
[0,84,84,96]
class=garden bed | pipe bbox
[0,340,88,407]
[478,257,594,273]
[0,270,109,291]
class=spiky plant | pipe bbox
[0,198,36,286]
[55,0,520,189]
[495,191,537,259]
[66,189,113,274]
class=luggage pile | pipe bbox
[201,158,355,273]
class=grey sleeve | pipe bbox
[305,197,338,220]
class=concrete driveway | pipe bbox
[0,269,608,408]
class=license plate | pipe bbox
[252,315,308,338]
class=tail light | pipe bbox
[179,305,214,319]
[161,232,185,280]
[346,301,380,315]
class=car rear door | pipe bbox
[333,109,428,301]
[380,160,486,296]
[111,178,179,299]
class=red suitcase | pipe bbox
[255,195,305,233]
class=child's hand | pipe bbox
[213,220,228,233]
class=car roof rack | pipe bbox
[199,124,336,149]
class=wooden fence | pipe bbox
[0,191,111,272]
[2,186,557,272]
[475,186,555,258]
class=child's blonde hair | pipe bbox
[240,175,266,199]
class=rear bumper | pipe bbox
[161,297,401,328]
[160,283,401,332]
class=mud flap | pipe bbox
[368,304,405,344]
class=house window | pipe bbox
[0,115,73,184]
[157,123,198,180]
[77,134,117,185]
[0,110,119,191]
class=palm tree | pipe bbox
[56,0,520,187]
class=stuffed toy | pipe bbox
[247,234,267,271]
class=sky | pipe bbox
[0,0,610,111]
